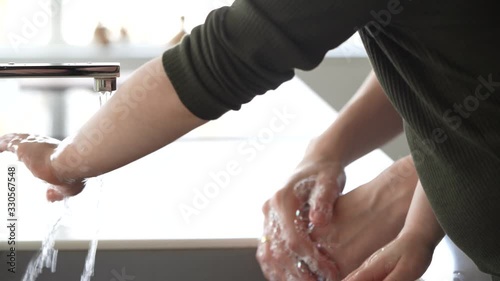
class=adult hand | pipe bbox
[310,156,417,279]
[256,69,405,280]
[293,138,348,226]
[344,180,443,281]
[0,133,85,201]
[342,232,434,281]
[256,154,417,280]
[256,140,347,281]
[257,181,341,281]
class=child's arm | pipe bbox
[0,58,206,200]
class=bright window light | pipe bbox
[0,0,52,47]
[61,0,235,46]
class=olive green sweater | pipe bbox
[162,0,500,278]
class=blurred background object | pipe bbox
[93,22,112,46]
[168,16,187,47]
[119,26,130,44]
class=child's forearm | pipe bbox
[51,57,207,182]
[401,181,445,248]
[310,70,404,167]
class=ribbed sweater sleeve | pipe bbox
[162,0,381,120]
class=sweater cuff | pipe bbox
[162,45,231,120]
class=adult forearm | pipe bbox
[50,57,207,182]
[312,70,403,167]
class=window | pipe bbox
[0,0,52,47]
[61,0,235,46]
[0,0,363,55]
[0,0,236,48]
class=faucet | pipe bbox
[0,62,120,92]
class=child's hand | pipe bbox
[343,231,434,281]
[0,133,85,201]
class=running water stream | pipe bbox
[22,91,111,281]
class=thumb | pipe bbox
[47,185,65,202]
[343,249,399,281]
[46,182,85,202]
[308,170,346,226]
[0,134,28,154]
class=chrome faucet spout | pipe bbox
[94,78,117,92]
[0,62,120,91]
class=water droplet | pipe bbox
[99,91,111,107]
[307,222,315,233]
[297,260,309,273]
[295,203,310,222]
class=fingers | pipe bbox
[46,183,85,202]
[259,192,339,281]
[258,162,348,281]
[47,187,65,202]
[292,176,316,201]
[262,200,271,214]
[257,211,284,280]
[285,232,339,280]
[257,211,317,281]
[342,242,426,281]
[271,191,340,280]
[343,247,400,281]
[308,169,346,226]
[341,229,434,281]
[288,160,346,226]
[383,259,419,281]
[1,133,85,202]
[257,240,317,281]
[0,133,29,154]
[344,256,418,281]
